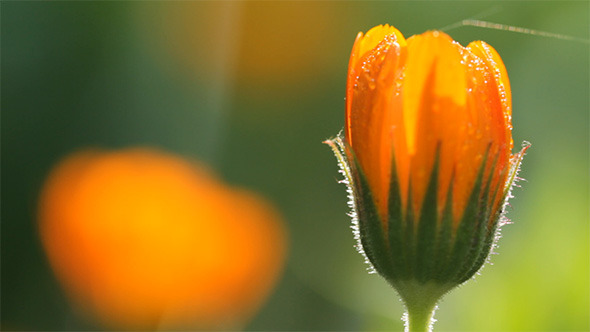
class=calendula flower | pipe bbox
[325,25,529,331]
[38,148,287,330]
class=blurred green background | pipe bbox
[2,1,588,331]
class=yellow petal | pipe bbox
[401,31,468,219]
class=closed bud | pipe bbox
[325,25,529,331]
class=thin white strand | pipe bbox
[443,19,589,44]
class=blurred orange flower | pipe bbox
[38,148,287,330]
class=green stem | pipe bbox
[404,299,437,332]
[396,281,451,332]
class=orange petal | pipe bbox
[345,25,406,220]
[346,24,406,146]
[401,31,469,220]
[466,41,513,222]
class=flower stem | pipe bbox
[397,281,450,332]
[404,300,437,332]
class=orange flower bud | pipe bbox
[345,25,514,226]
[38,148,286,330]
[326,25,529,331]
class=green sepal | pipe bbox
[403,182,415,278]
[456,161,501,283]
[349,150,395,279]
[458,221,496,284]
[414,150,441,283]
[440,149,495,283]
[387,153,404,281]
[433,177,454,282]
[456,141,530,283]
[438,156,484,282]
[454,164,494,283]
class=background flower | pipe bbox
[38,148,286,330]
[2,1,588,331]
